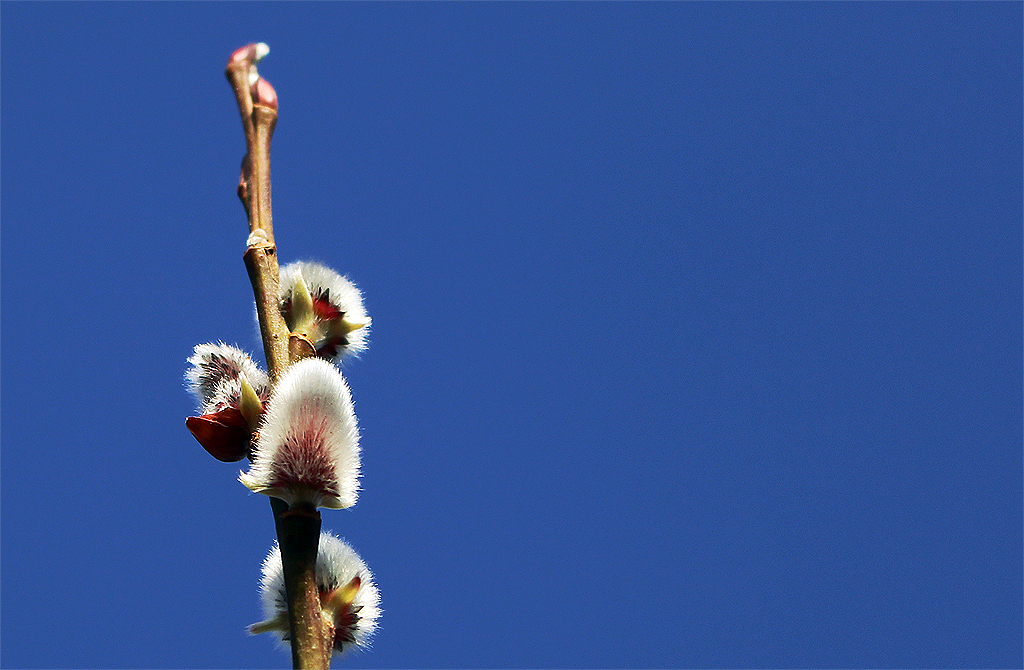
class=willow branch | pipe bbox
[226,46,289,381]
[272,499,332,669]
[226,43,332,669]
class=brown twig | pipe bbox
[271,499,333,669]
[226,43,333,669]
[226,46,289,380]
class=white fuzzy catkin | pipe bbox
[279,261,370,360]
[256,532,380,654]
[186,342,270,414]
[239,358,360,509]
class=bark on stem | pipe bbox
[243,99,290,376]
[252,105,277,242]
[272,498,332,669]
[244,244,289,380]
[226,46,333,669]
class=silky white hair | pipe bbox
[185,342,270,414]
[278,261,370,359]
[239,358,360,509]
[258,532,380,654]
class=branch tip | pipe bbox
[229,42,270,67]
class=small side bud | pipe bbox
[252,77,278,110]
[238,153,252,209]
[251,533,380,656]
[239,358,360,509]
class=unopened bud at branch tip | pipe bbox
[229,42,270,67]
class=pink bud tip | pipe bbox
[252,77,278,109]
[229,42,270,67]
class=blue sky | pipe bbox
[2,3,1021,668]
